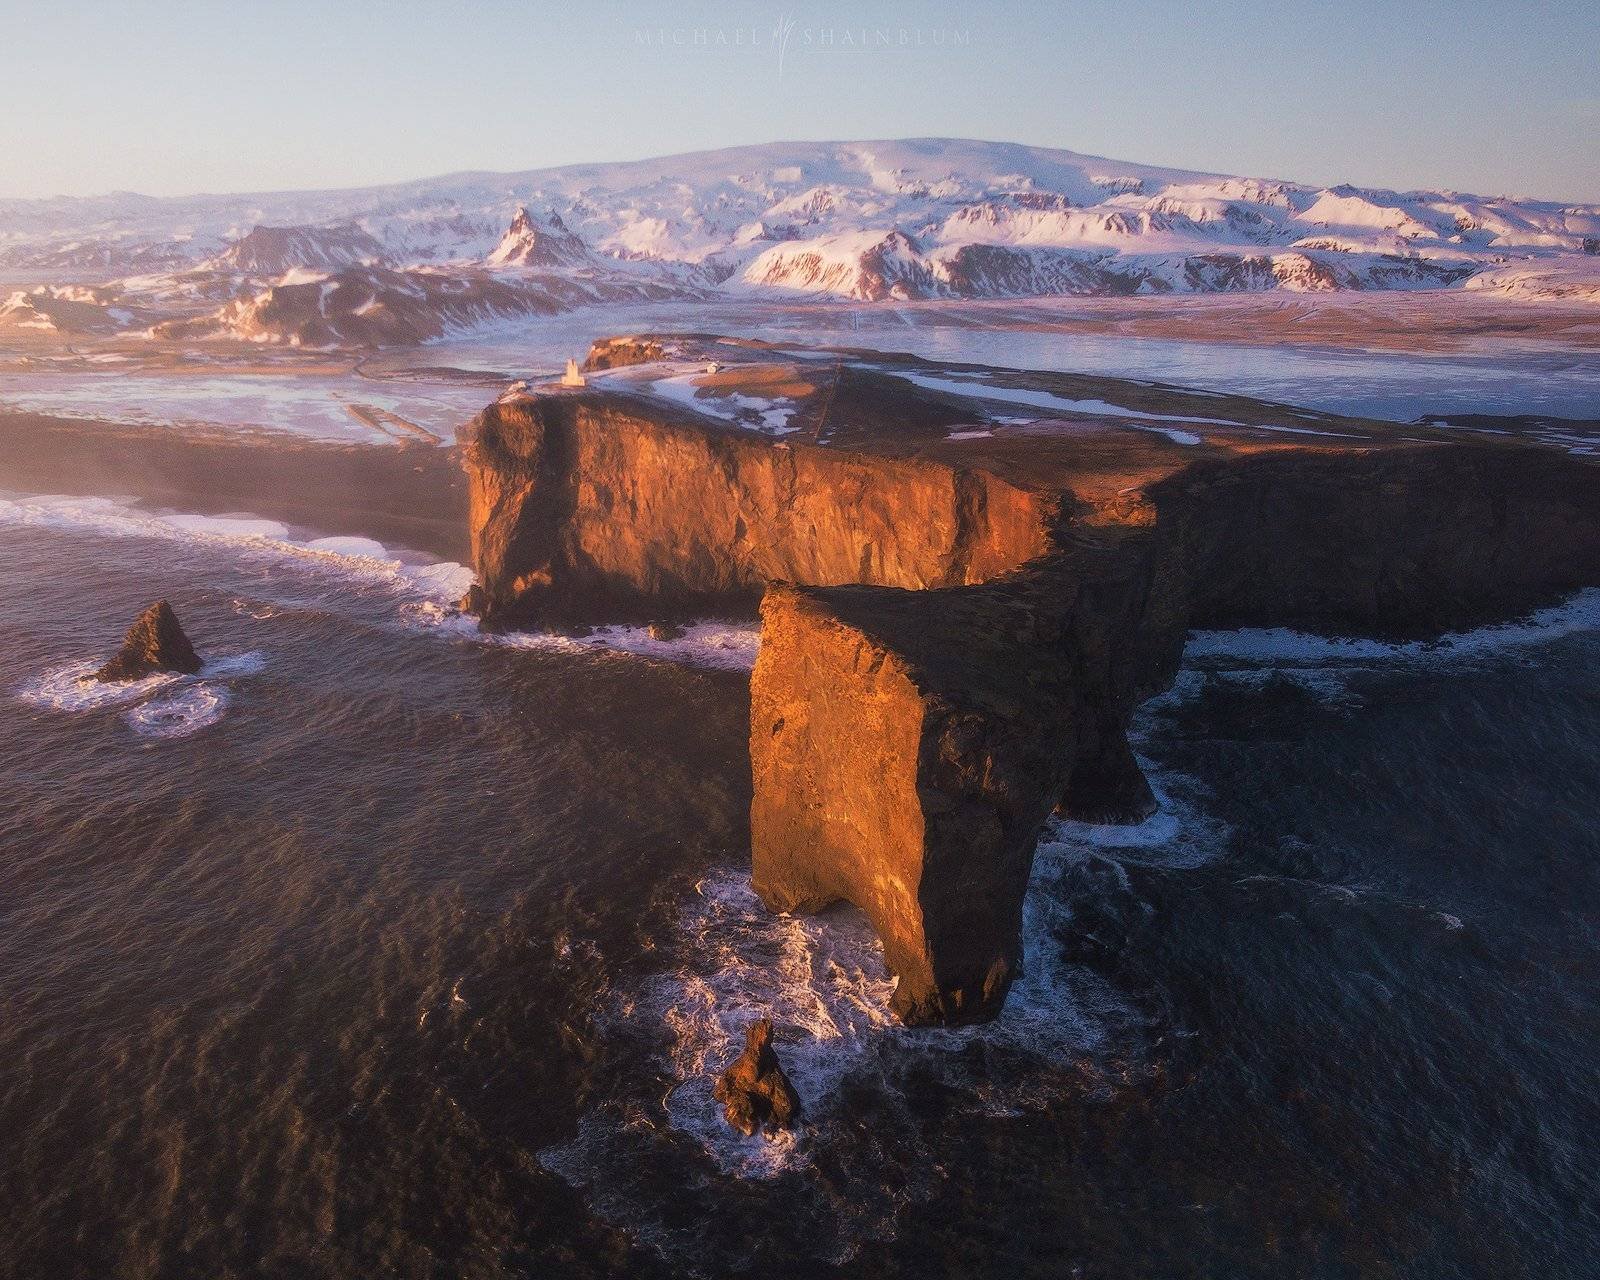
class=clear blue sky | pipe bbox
[2,0,1596,202]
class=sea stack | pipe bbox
[465,333,1600,1026]
[95,601,203,682]
[713,1018,802,1137]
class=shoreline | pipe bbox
[0,411,471,561]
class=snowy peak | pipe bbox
[744,228,938,301]
[1,138,1596,317]
[485,205,592,269]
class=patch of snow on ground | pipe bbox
[1235,421,1367,439]
[600,363,801,436]
[728,393,799,434]
[888,369,1245,428]
[1130,424,1202,445]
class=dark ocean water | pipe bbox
[2,502,1598,1280]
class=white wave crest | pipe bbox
[567,758,1220,1192]
[1185,588,1600,666]
[489,620,762,673]
[411,609,763,673]
[16,649,264,739]
[635,874,898,1178]
[0,493,474,606]
[16,661,178,712]
[123,683,229,738]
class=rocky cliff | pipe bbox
[750,447,1600,1023]
[465,335,1600,1024]
[464,386,1055,624]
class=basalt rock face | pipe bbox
[751,542,1171,1025]
[1058,728,1159,826]
[750,444,1600,1023]
[464,391,1057,625]
[713,1018,802,1137]
[1146,447,1600,636]
[96,601,202,681]
[465,339,1600,1025]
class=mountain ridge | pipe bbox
[2,138,1595,343]
[0,137,1235,214]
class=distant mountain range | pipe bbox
[3,138,1596,346]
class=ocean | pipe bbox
[3,489,1598,1279]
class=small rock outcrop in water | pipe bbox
[95,601,202,681]
[713,1018,802,1137]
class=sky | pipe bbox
[1,0,1596,203]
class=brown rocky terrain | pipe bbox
[464,334,1600,1024]
[463,386,1050,623]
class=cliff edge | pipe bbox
[465,335,1600,1023]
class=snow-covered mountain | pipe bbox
[2,138,1595,344]
[201,223,390,274]
[486,206,593,269]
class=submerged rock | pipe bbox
[713,1018,802,1137]
[95,601,202,682]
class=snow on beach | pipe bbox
[0,367,496,445]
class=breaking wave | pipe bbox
[1185,588,1600,666]
[2,492,759,673]
[410,607,762,672]
[539,685,1225,1267]
[0,493,474,606]
[16,651,265,739]
[536,588,1600,1266]
[480,619,760,673]
[123,683,229,738]
[16,661,180,712]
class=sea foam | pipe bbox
[16,651,264,739]
[123,683,229,738]
[548,703,1222,1183]
[485,620,761,673]
[0,493,474,606]
[1185,588,1600,665]
[2,490,764,675]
